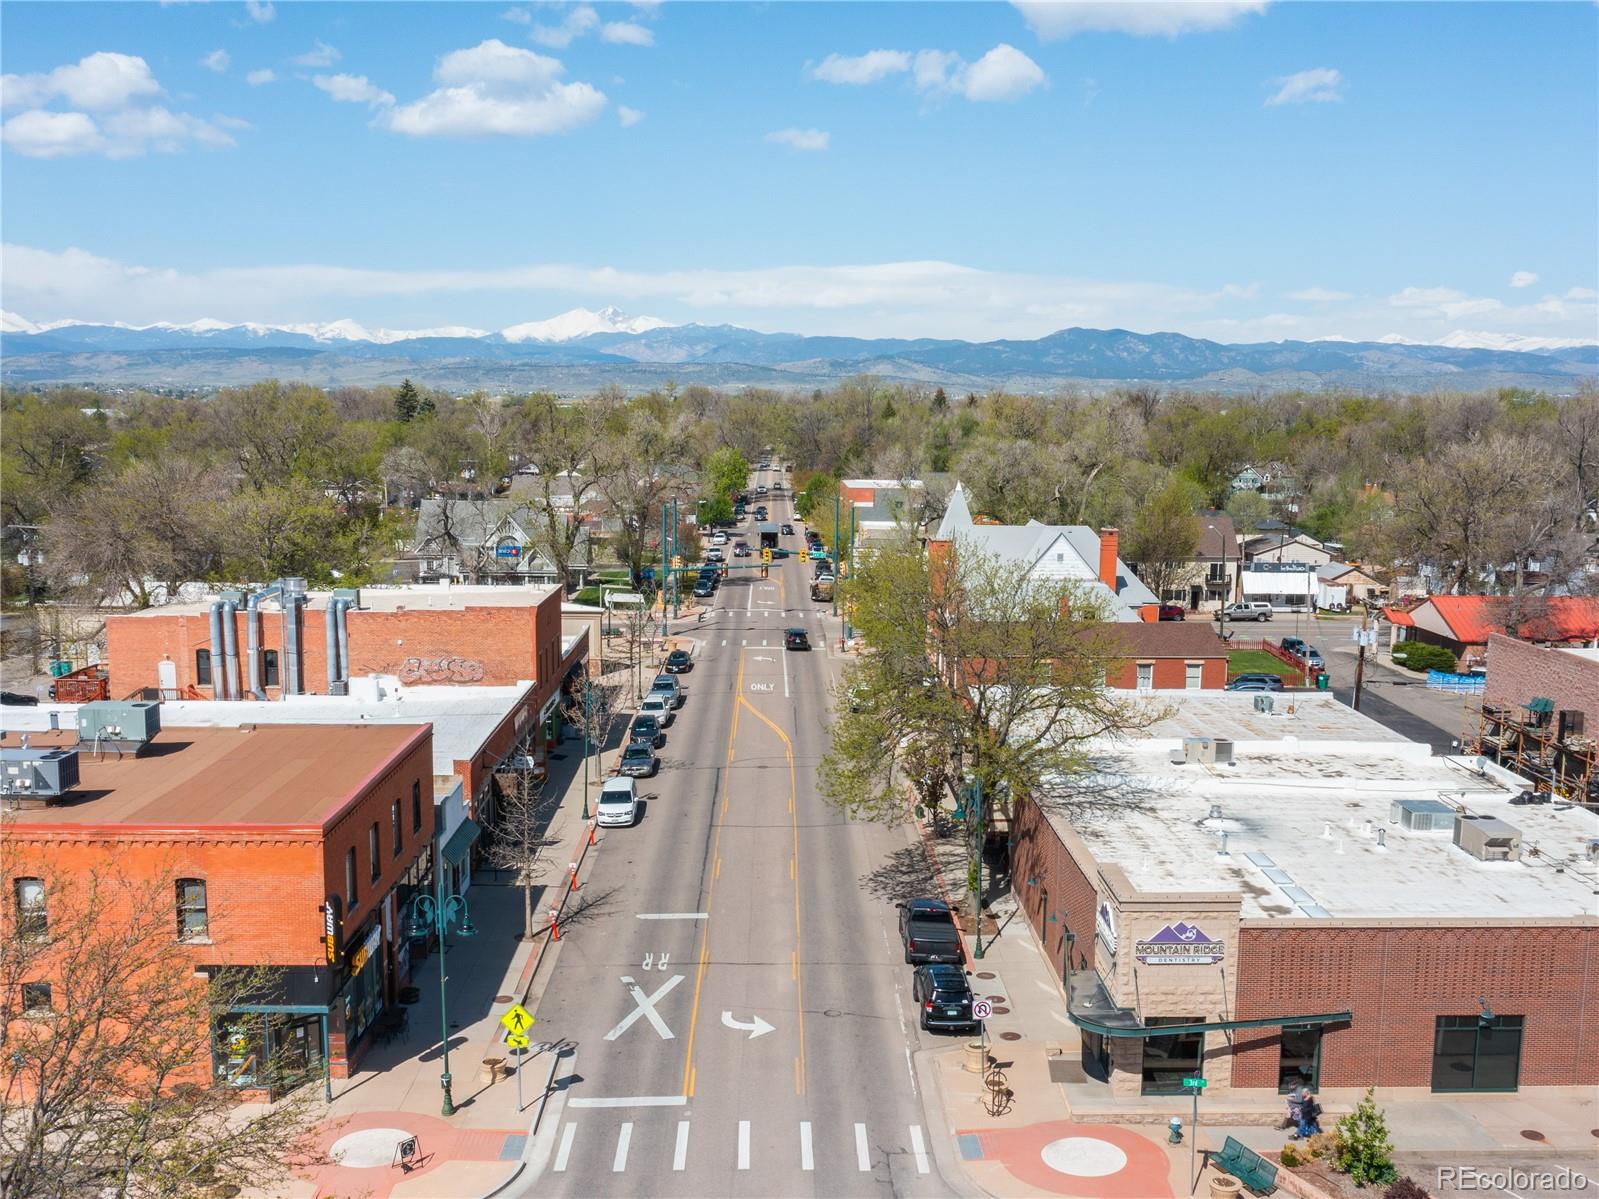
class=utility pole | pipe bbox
[1352,604,1371,711]
[659,503,669,639]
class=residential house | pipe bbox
[1162,512,1241,611]
[1243,524,1335,567]
[1381,595,1599,665]
[1097,622,1230,691]
[930,483,1160,621]
[1317,562,1386,606]
[413,498,593,588]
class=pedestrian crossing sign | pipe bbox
[505,1031,530,1050]
[501,1004,534,1035]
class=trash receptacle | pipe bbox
[1316,672,1330,691]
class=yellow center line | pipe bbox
[680,650,745,1097]
[737,692,805,1095]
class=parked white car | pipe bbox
[597,776,639,827]
[639,692,675,727]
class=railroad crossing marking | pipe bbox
[604,974,684,1042]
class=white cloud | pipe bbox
[244,0,275,24]
[601,21,654,46]
[1014,1,1267,41]
[201,49,231,74]
[811,50,911,85]
[246,68,276,86]
[913,50,961,95]
[1,52,237,159]
[1567,287,1598,301]
[1390,286,1467,307]
[1265,67,1343,106]
[532,4,599,49]
[501,6,533,25]
[314,74,395,108]
[959,44,1046,101]
[382,40,605,138]
[1509,270,1538,288]
[617,104,643,127]
[3,52,161,111]
[1,110,103,158]
[7,242,1594,346]
[291,41,341,69]
[1286,287,1352,302]
[766,127,829,151]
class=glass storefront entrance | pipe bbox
[1432,1014,1523,1092]
[1141,1015,1204,1095]
[213,1011,325,1098]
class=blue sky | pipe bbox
[2,0,1596,346]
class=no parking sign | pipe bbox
[973,999,993,1020]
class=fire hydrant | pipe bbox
[1168,1117,1183,1144]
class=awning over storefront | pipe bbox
[1066,969,1351,1038]
[441,818,481,866]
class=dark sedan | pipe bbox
[1225,673,1286,692]
[664,649,693,673]
[618,742,659,778]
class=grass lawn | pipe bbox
[1227,649,1299,678]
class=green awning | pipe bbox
[441,818,481,865]
[1527,697,1555,714]
[1066,969,1351,1038]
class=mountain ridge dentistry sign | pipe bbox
[1135,921,1225,965]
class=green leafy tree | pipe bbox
[1224,488,1273,537]
[1123,476,1203,603]
[1334,1088,1397,1187]
[704,447,751,502]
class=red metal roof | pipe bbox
[1411,595,1599,645]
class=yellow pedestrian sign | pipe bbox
[501,1003,534,1036]
[505,1031,530,1050]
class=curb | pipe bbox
[914,1046,989,1199]
[480,1160,526,1198]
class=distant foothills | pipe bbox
[2,307,1594,394]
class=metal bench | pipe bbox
[1212,1136,1278,1195]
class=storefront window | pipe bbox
[1432,1015,1523,1092]
[1278,1024,1322,1093]
[1141,1016,1204,1095]
[341,923,385,1047]
[213,1012,324,1097]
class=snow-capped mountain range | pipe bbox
[2,307,1593,392]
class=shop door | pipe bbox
[1141,1016,1204,1095]
[270,1015,325,1097]
[1431,1015,1523,1092]
[1278,1024,1322,1093]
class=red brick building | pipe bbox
[3,712,434,1093]
[1009,693,1599,1099]
[1098,622,1229,690]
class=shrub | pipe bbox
[1279,1144,1302,1168]
[1389,640,1456,673]
[1385,1178,1431,1199]
[1305,1131,1341,1160]
[1335,1088,1398,1187]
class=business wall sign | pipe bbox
[323,895,343,965]
[1095,899,1118,952]
[1135,922,1225,965]
[495,540,522,559]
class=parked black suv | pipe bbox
[784,627,810,651]
[913,964,976,1033]
[898,898,963,965]
[629,713,665,749]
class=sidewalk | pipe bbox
[912,820,1598,1199]
[252,714,611,1199]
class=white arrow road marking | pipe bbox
[605,974,684,1041]
[752,655,776,662]
[720,1011,776,1039]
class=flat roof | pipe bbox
[1049,694,1599,921]
[3,683,534,780]
[1,723,423,830]
[114,582,559,619]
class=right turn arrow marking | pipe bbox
[720,1011,775,1039]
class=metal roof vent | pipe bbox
[1208,803,1223,822]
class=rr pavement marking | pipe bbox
[737,1120,751,1170]
[605,974,684,1041]
[855,1122,871,1171]
[554,1123,576,1172]
[799,1121,814,1171]
[612,1123,632,1173]
[673,1120,690,1171]
[910,1125,930,1174]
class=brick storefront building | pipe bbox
[3,712,435,1093]
[1010,693,1599,1099]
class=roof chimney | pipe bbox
[1098,528,1119,591]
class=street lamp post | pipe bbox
[407,854,477,1116]
[969,777,986,960]
[580,677,595,821]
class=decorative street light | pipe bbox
[578,676,598,821]
[407,857,477,1116]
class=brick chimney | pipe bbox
[1098,528,1119,592]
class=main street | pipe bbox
[520,465,958,1197]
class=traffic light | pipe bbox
[672,555,683,570]
[761,547,772,563]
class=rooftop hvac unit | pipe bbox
[1453,813,1522,862]
[1,748,80,800]
[76,700,161,755]
[1183,736,1234,765]
[1253,694,1275,713]
[1389,798,1457,832]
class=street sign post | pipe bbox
[972,999,994,1020]
[1184,1076,1207,1188]
[500,1004,534,1036]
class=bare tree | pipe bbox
[565,668,624,816]
[0,863,324,1199]
[414,497,495,584]
[516,396,604,592]
[486,758,560,940]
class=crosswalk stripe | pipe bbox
[613,1122,632,1173]
[737,1120,750,1170]
[855,1122,871,1171]
[799,1121,813,1171]
[910,1125,929,1174]
[554,1122,576,1172]
[673,1120,690,1171]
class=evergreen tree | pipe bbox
[1335,1088,1397,1187]
[393,378,420,423]
[931,387,948,411]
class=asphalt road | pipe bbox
[519,467,958,1199]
